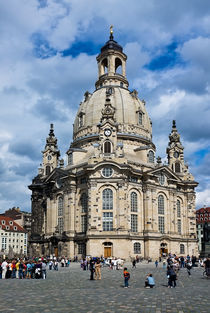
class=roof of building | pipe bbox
[0,216,27,233]
[1,207,31,220]
[196,207,210,214]
[101,36,123,53]
[196,207,210,224]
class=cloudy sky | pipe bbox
[0,0,210,212]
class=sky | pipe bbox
[0,0,210,212]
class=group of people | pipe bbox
[0,258,47,279]
[0,256,72,279]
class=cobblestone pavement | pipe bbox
[0,263,209,313]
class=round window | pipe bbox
[102,167,113,178]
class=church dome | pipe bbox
[71,29,154,156]
[73,87,152,143]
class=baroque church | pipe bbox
[29,30,198,259]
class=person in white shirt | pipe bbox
[112,259,117,270]
[2,260,8,279]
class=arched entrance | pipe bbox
[160,242,168,257]
[103,242,113,258]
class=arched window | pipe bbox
[138,112,143,125]
[158,195,164,214]
[134,242,141,254]
[148,150,154,163]
[58,197,63,216]
[46,165,51,176]
[175,162,181,173]
[177,200,181,217]
[180,244,185,254]
[104,141,111,154]
[131,192,138,212]
[115,57,122,74]
[101,58,108,74]
[81,193,88,213]
[102,188,113,210]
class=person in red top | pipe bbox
[123,267,130,288]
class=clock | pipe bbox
[104,128,112,137]
[173,151,179,158]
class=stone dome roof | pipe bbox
[101,38,123,53]
[73,86,152,143]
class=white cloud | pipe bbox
[197,186,210,208]
[179,37,210,71]
[151,90,185,119]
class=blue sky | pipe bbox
[0,0,210,212]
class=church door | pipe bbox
[54,247,58,257]
[104,247,111,258]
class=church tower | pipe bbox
[42,124,60,176]
[166,120,194,181]
[29,28,198,260]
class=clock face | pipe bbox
[174,151,179,158]
[104,128,112,137]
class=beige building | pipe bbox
[0,216,27,256]
[29,31,198,260]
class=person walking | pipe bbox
[123,267,130,288]
[95,259,101,280]
[89,258,95,280]
[204,257,210,276]
[167,265,177,288]
[155,260,158,268]
[42,260,47,279]
[186,261,192,276]
[132,259,136,268]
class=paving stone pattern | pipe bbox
[0,263,209,313]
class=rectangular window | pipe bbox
[138,112,143,125]
[177,219,181,234]
[103,212,113,231]
[129,176,138,183]
[79,114,84,128]
[58,217,64,234]
[1,237,7,250]
[68,153,73,165]
[131,214,138,232]
[158,216,165,233]
[78,243,86,255]
[81,215,87,232]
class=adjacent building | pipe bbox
[196,207,210,255]
[0,216,27,257]
[2,207,32,236]
[29,30,198,260]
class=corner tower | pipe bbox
[42,124,60,176]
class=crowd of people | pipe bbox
[0,254,209,286]
[0,256,71,279]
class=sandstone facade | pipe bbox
[29,31,198,260]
